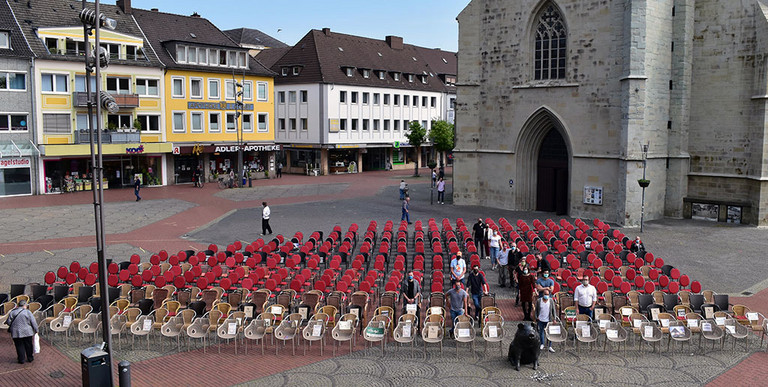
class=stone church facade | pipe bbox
[454,0,768,226]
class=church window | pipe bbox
[534,4,567,80]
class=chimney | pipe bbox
[116,0,131,13]
[386,35,403,50]
[322,27,331,36]
[151,8,159,12]
[191,12,201,18]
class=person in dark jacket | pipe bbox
[400,271,422,318]
[7,300,39,364]
[472,218,486,259]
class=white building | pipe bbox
[257,28,456,175]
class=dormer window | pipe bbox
[45,38,59,54]
[445,75,456,86]
[420,75,428,84]
[378,71,385,80]
[393,72,400,81]
[176,45,187,63]
[0,32,9,49]
[407,74,414,83]
[292,66,301,75]
[345,67,354,77]
[362,69,370,78]
[282,68,289,76]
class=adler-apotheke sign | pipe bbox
[214,144,282,153]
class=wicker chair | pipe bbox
[303,317,328,355]
[217,316,240,354]
[666,320,692,352]
[243,317,269,355]
[639,321,663,352]
[603,321,628,353]
[332,313,359,355]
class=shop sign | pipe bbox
[0,157,30,169]
[187,101,254,110]
[213,144,282,153]
[172,146,180,155]
[126,145,145,154]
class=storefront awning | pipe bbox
[41,142,173,157]
[0,140,40,158]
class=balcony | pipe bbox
[73,92,140,109]
[75,129,141,144]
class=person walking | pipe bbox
[401,197,411,224]
[436,177,446,204]
[472,218,485,259]
[7,300,38,364]
[399,180,407,200]
[467,264,489,320]
[483,224,493,260]
[277,161,283,178]
[497,242,511,288]
[508,243,522,290]
[445,281,468,336]
[133,175,141,201]
[489,229,502,270]
[431,170,437,187]
[450,252,467,286]
[261,201,272,235]
[517,264,535,320]
[536,290,557,353]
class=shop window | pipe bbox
[0,114,28,132]
[208,112,221,133]
[0,165,31,196]
[258,113,269,132]
[172,112,186,132]
[136,114,160,132]
[0,72,26,91]
[242,113,253,132]
[42,113,71,134]
[41,73,68,93]
[136,78,159,96]
[208,79,220,99]
[106,77,131,94]
[190,112,204,132]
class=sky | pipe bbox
[105,0,469,52]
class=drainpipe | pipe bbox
[28,56,40,194]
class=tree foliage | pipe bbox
[429,120,454,152]
[405,121,428,176]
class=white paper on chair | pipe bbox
[622,308,632,316]
[63,315,72,328]
[599,320,609,329]
[403,324,411,338]
[458,328,471,338]
[428,325,439,339]
[715,317,726,326]
[702,322,713,332]
[142,318,152,332]
[581,325,591,338]
[688,319,699,328]
[406,304,417,315]
[575,320,587,329]
[271,305,283,315]
[633,319,642,328]
[244,306,254,318]
[312,324,322,337]
[381,309,390,317]
[660,319,670,327]
[643,325,654,338]
[548,325,561,335]
[670,326,685,338]
[431,307,441,315]
[726,325,736,334]
[607,329,618,339]
[650,309,660,321]
[339,321,352,330]
[487,310,495,314]
[747,312,759,322]
[677,309,686,318]
[489,325,498,338]
[227,322,236,335]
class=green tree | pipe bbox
[429,120,454,167]
[405,121,428,176]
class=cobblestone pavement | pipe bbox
[1,168,768,386]
[214,183,350,201]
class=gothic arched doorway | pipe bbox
[536,129,568,214]
[515,107,571,215]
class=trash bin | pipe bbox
[81,345,111,387]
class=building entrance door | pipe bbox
[536,129,569,215]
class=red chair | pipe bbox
[108,274,119,287]
[118,270,130,282]
[668,281,680,294]
[78,267,89,280]
[184,270,195,284]
[619,281,631,294]
[155,276,166,287]
[151,265,161,277]
[597,281,608,294]
[225,256,236,268]
[128,264,139,275]
[654,258,664,269]
[142,270,153,282]
[314,280,326,292]
[69,261,81,274]
[150,255,160,265]
[220,278,232,291]
[659,275,670,289]
[85,274,96,286]
[169,255,179,266]
[634,276,645,289]
[130,254,140,265]
[605,269,615,282]
[241,278,254,290]
[679,275,690,288]
[196,277,208,289]
[690,281,701,294]
[90,262,99,274]
[174,276,185,289]
[159,250,169,261]
[44,271,56,285]
[643,282,655,294]
[57,266,68,280]
[131,275,143,287]
[611,276,622,289]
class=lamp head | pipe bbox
[100,91,119,113]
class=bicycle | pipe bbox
[218,175,230,189]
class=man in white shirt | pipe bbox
[450,252,466,286]
[573,276,597,319]
[261,201,272,235]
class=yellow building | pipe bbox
[133,7,277,184]
[8,0,170,193]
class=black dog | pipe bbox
[507,322,541,371]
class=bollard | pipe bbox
[118,361,131,387]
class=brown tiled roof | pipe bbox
[224,28,288,49]
[271,29,456,93]
[8,0,161,67]
[0,0,34,58]
[132,8,274,77]
[254,46,291,69]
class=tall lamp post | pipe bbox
[638,142,650,232]
[80,1,117,384]
[232,75,245,186]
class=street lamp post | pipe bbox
[80,0,117,385]
[639,142,649,233]
[233,75,245,186]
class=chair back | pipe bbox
[421,321,444,343]
[453,320,476,342]
[482,320,504,342]
[604,322,628,342]
[303,319,326,342]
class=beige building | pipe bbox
[455,0,768,226]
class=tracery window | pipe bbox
[534,4,567,80]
